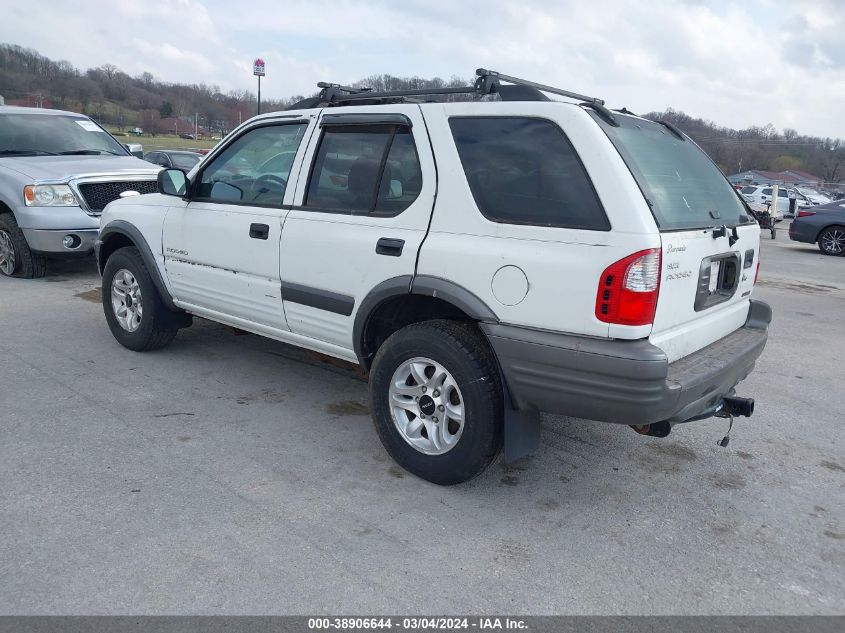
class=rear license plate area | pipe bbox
[695,253,740,311]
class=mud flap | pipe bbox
[503,386,541,463]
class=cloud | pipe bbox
[3,0,845,138]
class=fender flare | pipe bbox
[352,274,499,366]
[97,220,181,313]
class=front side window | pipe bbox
[449,117,609,230]
[305,124,421,216]
[196,123,307,205]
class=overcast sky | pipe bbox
[5,0,844,138]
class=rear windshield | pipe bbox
[0,112,128,156]
[592,114,750,231]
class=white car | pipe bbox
[740,184,810,217]
[95,69,771,485]
[796,186,831,206]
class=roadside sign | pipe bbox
[253,59,266,76]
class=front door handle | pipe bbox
[376,237,404,257]
[249,223,269,240]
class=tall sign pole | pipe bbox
[253,58,265,115]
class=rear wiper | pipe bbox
[657,120,685,141]
[0,149,57,156]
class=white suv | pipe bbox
[95,69,771,485]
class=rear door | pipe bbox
[593,114,760,362]
[278,105,435,353]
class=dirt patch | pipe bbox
[500,475,519,487]
[177,436,191,442]
[154,412,195,418]
[823,530,845,540]
[756,279,837,294]
[820,460,845,473]
[237,389,286,405]
[326,400,369,416]
[538,499,560,511]
[388,465,405,479]
[74,287,102,303]
[736,451,754,460]
[647,443,698,461]
[710,472,747,490]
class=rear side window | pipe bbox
[741,186,756,194]
[305,124,421,216]
[448,117,609,230]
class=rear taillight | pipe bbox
[797,210,816,218]
[595,248,661,326]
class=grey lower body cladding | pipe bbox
[481,300,771,426]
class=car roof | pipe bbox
[0,105,91,117]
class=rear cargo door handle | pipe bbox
[249,223,269,240]
[376,237,404,257]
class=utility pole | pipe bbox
[194,112,198,139]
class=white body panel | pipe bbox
[418,102,657,339]
[279,104,437,350]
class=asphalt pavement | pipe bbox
[1,228,843,615]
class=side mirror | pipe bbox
[158,169,188,197]
[123,143,144,158]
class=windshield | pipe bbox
[0,112,128,156]
[592,114,749,230]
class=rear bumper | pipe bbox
[482,300,771,425]
[788,220,817,243]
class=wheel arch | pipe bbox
[98,220,181,312]
[353,275,499,369]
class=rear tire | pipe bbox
[369,320,503,485]
[102,246,181,351]
[818,226,845,256]
[0,212,47,279]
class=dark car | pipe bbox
[789,200,845,256]
[143,150,202,171]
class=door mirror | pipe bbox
[123,143,144,158]
[158,169,188,197]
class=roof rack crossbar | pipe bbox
[476,68,604,105]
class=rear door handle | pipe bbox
[249,223,270,240]
[376,237,405,257]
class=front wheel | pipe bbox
[102,246,181,351]
[369,320,503,485]
[818,226,845,256]
[0,212,47,278]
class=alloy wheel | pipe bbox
[111,268,143,332]
[0,230,16,276]
[821,228,845,254]
[388,356,465,455]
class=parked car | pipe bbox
[179,133,195,140]
[0,106,160,278]
[740,184,808,217]
[788,200,845,256]
[95,70,770,484]
[796,186,831,206]
[144,150,202,171]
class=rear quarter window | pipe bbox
[448,117,610,231]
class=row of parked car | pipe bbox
[739,183,834,218]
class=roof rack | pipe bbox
[287,68,619,125]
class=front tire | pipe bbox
[102,246,180,351]
[369,320,503,485]
[0,212,47,278]
[818,226,845,256]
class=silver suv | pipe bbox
[0,106,160,278]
